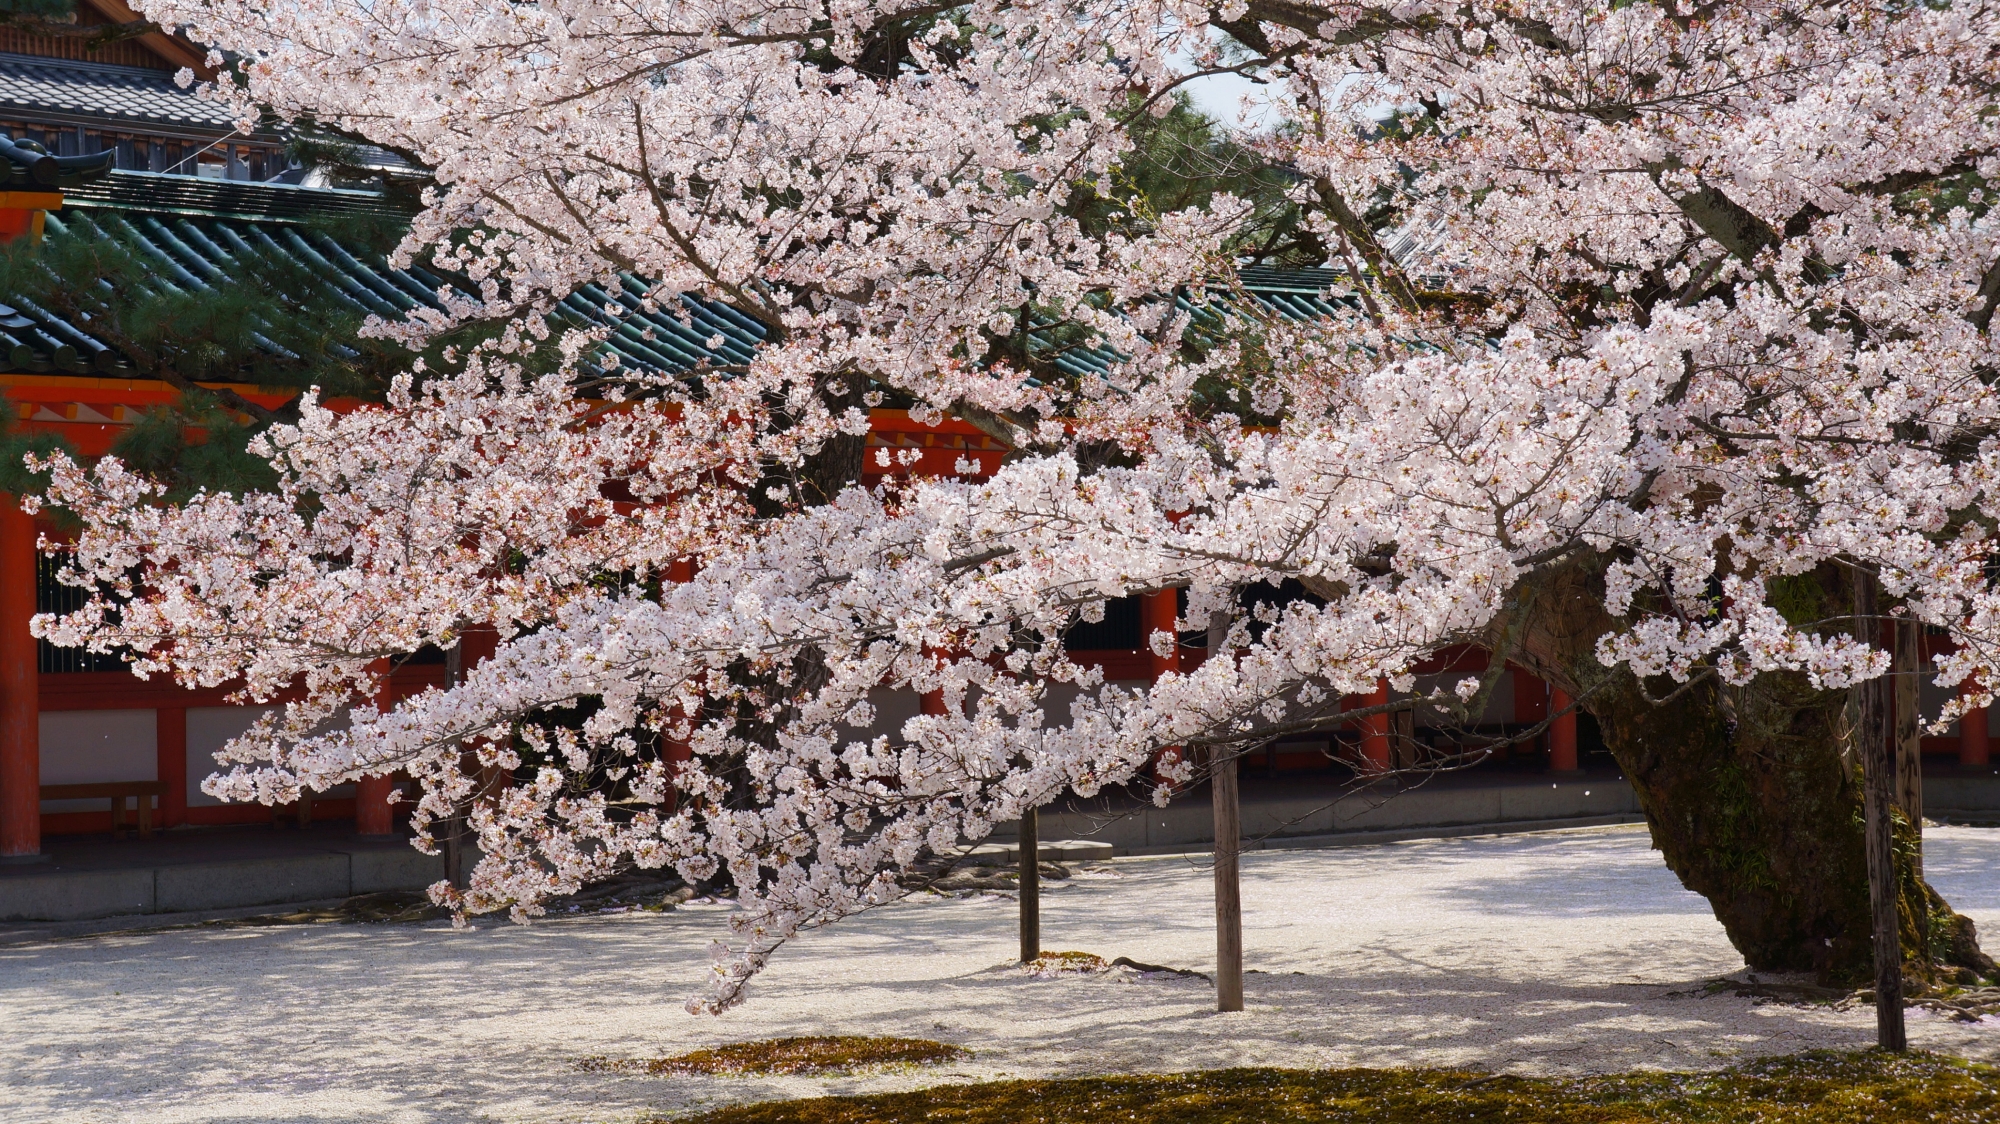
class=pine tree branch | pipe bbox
[0,13,162,47]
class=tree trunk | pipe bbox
[1513,557,1991,989]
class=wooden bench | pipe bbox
[40,781,169,838]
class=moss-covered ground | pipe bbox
[582,1036,968,1077]
[676,1050,1999,1124]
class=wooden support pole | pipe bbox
[662,707,694,815]
[1853,571,1906,1051]
[1208,602,1243,1012]
[1018,806,1039,964]
[1893,620,1927,954]
[1893,621,1925,828]
[444,640,466,883]
[1961,681,1989,769]
[1548,688,1580,774]
[1212,748,1243,1013]
[354,661,396,838]
[0,496,41,859]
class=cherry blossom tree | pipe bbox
[30,0,2000,1010]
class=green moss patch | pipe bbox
[581,1036,968,1077]
[680,1050,2000,1123]
[1024,950,1110,976]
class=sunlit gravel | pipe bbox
[6,822,1999,1123]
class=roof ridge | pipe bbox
[60,169,410,223]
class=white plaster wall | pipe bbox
[1038,681,1083,726]
[1031,680,1151,728]
[185,707,273,807]
[39,710,157,813]
[185,706,357,807]
[863,688,924,744]
[859,681,1153,743]
[1923,678,1962,735]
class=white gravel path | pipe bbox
[5,822,2000,1124]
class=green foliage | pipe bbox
[681,1051,2000,1124]
[0,0,77,18]
[0,407,73,497]
[1766,573,1831,631]
[946,95,1317,427]
[103,393,278,502]
[0,215,386,499]
[1899,171,1991,225]
[1069,94,1314,268]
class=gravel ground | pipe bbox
[5,822,2000,1124]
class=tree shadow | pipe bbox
[1921,827,2000,912]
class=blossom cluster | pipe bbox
[33,0,2000,1009]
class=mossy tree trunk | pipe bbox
[1509,558,1993,988]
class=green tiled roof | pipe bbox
[1039,266,1361,377]
[5,178,1358,387]
[5,193,771,377]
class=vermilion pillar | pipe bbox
[156,707,187,829]
[1142,591,1180,678]
[0,191,59,244]
[659,564,696,809]
[1548,687,1580,774]
[1142,591,1182,784]
[921,662,949,717]
[1962,683,1990,769]
[458,627,498,679]
[454,625,510,818]
[354,663,396,837]
[0,496,40,857]
[1512,666,1548,723]
[1358,678,1391,771]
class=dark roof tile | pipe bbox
[0,51,237,132]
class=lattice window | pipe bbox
[36,554,126,674]
[1063,595,1142,652]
